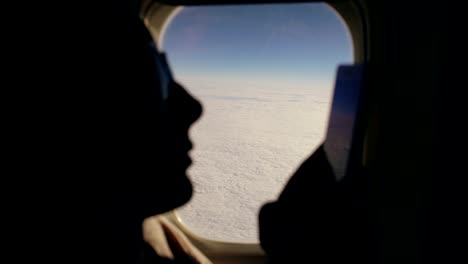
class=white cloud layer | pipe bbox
[176,80,333,243]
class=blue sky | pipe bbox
[162,3,353,90]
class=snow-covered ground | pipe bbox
[175,79,334,243]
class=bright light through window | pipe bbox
[161,3,353,243]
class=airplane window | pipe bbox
[161,3,353,243]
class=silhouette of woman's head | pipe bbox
[57,0,202,261]
[85,0,202,210]
[7,1,203,263]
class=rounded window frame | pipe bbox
[141,0,367,247]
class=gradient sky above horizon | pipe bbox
[161,3,353,90]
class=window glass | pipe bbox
[162,3,353,243]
